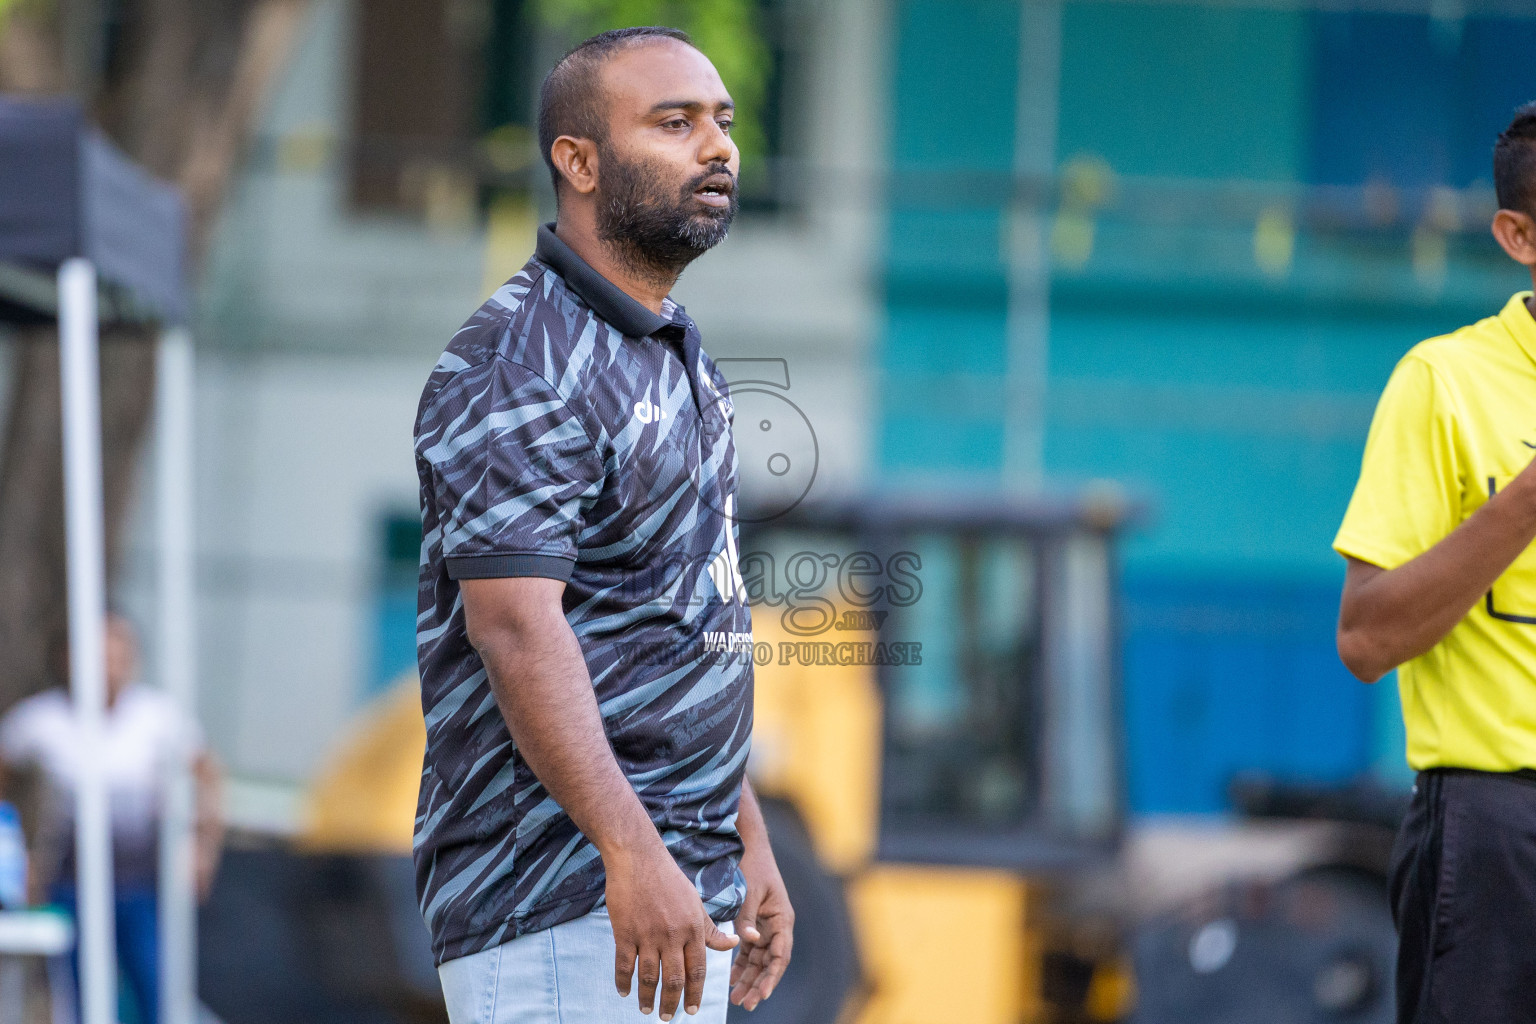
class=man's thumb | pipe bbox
[705,920,740,952]
[733,894,762,944]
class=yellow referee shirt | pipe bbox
[1335,292,1536,771]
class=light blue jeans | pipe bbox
[438,907,735,1024]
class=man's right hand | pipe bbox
[462,577,738,1017]
[606,838,739,1021]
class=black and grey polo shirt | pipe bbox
[412,225,753,965]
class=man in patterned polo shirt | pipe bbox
[414,26,792,1024]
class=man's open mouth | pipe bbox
[693,174,735,208]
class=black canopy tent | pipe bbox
[0,96,198,1024]
[0,97,186,323]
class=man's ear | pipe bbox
[1492,208,1536,267]
[549,136,600,196]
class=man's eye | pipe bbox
[664,118,689,130]
[718,120,734,134]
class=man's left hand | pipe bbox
[730,841,794,1011]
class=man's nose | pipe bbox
[698,118,735,166]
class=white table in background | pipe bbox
[0,911,76,1024]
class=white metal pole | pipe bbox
[1003,0,1062,488]
[155,328,197,1024]
[58,257,117,1024]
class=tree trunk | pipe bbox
[0,331,68,697]
[0,327,157,695]
[0,0,306,709]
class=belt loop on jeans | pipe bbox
[1418,768,1443,803]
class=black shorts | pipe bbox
[1390,767,1536,1024]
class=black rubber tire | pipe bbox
[199,848,445,1024]
[1130,862,1395,1024]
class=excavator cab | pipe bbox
[738,490,1134,1024]
[212,489,1137,1024]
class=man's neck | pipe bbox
[1528,272,1536,320]
[554,213,676,316]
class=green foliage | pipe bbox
[0,0,44,43]
[531,0,772,178]
[0,0,42,22]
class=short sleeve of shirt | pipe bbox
[155,692,204,758]
[0,700,41,764]
[1334,353,1463,570]
[0,691,66,768]
[418,356,602,581]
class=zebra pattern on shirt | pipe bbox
[413,228,752,966]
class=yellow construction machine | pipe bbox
[732,492,1134,1024]
[299,490,1136,1024]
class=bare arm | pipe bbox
[460,577,735,1020]
[1338,460,1536,681]
[463,576,659,855]
[192,751,225,900]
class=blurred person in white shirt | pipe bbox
[0,612,222,1024]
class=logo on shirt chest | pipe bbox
[633,399,668,426]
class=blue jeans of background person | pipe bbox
[51,883,159,1024]
[439,907,734,1024]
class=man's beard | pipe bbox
[595,146,738,288]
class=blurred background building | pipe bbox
[4,0,1536,1020]
[78,0,1532,824]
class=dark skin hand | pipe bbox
[730,778,794,1011]
[463,576,738,1020]
[546,37,740,314]
[1337,205,1536,682]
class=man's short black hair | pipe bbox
[537,26,694,195]
[1495,101,1536,216]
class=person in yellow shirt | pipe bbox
[1335,102,1536,1024]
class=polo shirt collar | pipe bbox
[1501,291,1536,367]
[535,223,675,339]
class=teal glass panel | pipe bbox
[890,0,1022,171]
[1057,3,1308,181]
[881,0,1023,479]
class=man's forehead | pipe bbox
[600,39,733,112]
